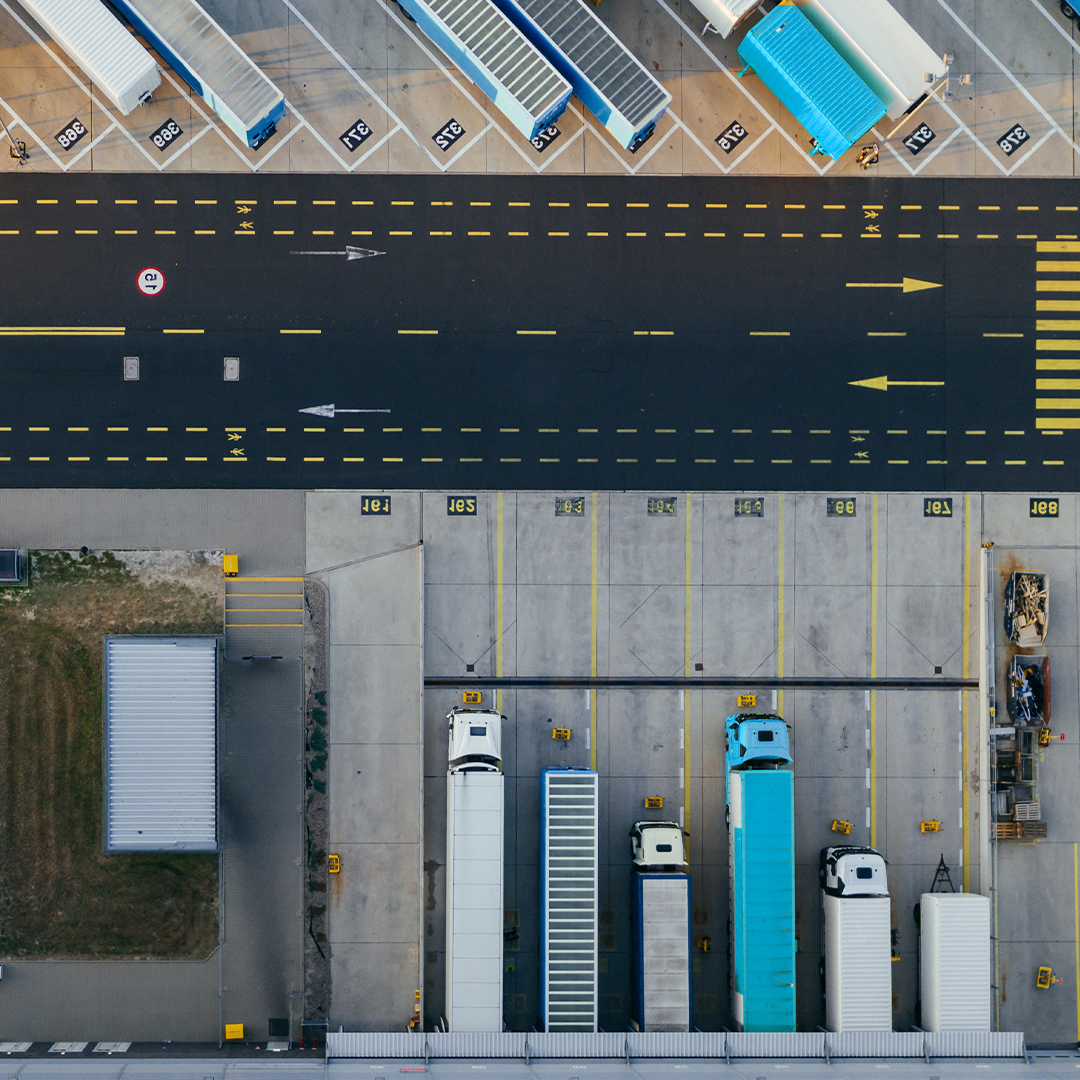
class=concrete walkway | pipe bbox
[307,492,425,1032]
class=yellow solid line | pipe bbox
[497,492,504,715]
[1038,320,1080,330]
[777,493,785,718]
[750,331,790,337]
[1037,261,1080,271]
[1037,417,1080,428]
[984,332,1024,337]
[962,493,971,892]
[1038,241,1080,252]
[684,492,692,835]
[399,329,438,335]
[1037,359,1080,370]
[518,330,556,335]
[163,329,203,335]
[1038,398,1080,409]
[591,492,598,772]
[1038,339,1080,350]
[281,329,321,335]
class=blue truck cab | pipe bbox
[724,713,792,772]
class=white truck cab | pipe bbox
[447,707,502,772]
[821,845,889,897]
[630,820,687,869]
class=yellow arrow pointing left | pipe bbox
[846,278,942,293]
[849,375,944,391]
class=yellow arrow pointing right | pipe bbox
[849,375,945,391]
[846,278,942,293]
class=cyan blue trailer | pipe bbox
[110,0,285,148]
[396,0,572,142]
[631,872,692,1032]
[493,0,671,151]
[725,714,796,1033]
[735,4,886,160]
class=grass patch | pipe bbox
[0,550,222,959]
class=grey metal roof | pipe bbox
[127,0,282,126]
[426,0,569,116]
[104,636,218,852]
[513,0,669,126]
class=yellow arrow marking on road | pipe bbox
[849,375,944,391]
[846,278,942,293]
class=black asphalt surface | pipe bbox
[0,172,1069,490]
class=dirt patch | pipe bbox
[303,577,330,1023]
[0,550,222,960]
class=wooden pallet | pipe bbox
[994,820,1048,840]
[1014,801,1042,821]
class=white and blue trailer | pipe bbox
[631,870,692,1032]
[540,767,599,1032]
[109,0,285,148]
[396,0,572,142]
[725,714,796,1033]
[494,0,671,150]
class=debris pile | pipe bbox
[1005,570,1049,646]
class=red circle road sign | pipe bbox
[137,267,165,296]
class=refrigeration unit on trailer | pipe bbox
[17,0,160,115]
[446,707,505,1032]
[109,0,285,147]
[541,767,598,1032]
[820,846,892,1032]
[630,821,691,1032]
[736,4,886,160]
[725,714,796,1033]
[919,892,991,1032]
[793,0,944,119]
[687,0,758,38]
[494,0,671,150]
[394,0,572,141]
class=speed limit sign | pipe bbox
[137,267,165,296]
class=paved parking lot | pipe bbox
[3,0,1080,177]
[410,490,982,1033]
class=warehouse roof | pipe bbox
[104,636,219,853]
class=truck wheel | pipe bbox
[1063,2,1078,21]
[913,902,921,926]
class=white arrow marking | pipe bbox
[300,404,391,418]
[290,246,385,260]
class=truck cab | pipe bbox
[630,820,687,869]
[820,845,888,897]
[724,714,792,771]
[447,707,502,772]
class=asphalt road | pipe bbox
[0,172,1072,490]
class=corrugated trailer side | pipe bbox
[446,770,505,1032]
[493,0,671,150]
[824,895,892,1032]
[736,4,886,160]
[632,873,691,1032]
[17,0,160,115]
[110,0,285,147]
[730,769,796,1032]
[396,0,571,141]
[920,893,991,1032]
[540,768,598,1032]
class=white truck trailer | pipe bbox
[919,892,991,1031]
[793,0,944,119]
[630,821,691,1032]
[17,0,160,115]
[445,707,505,1032]
[820,846,892,1032]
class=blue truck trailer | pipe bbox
[736,4,886,160]
[540,767,599,1032]
[395,0,572,142]
[493,0,671,151]
[110,0,285,148]
[725,714,796,1032]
